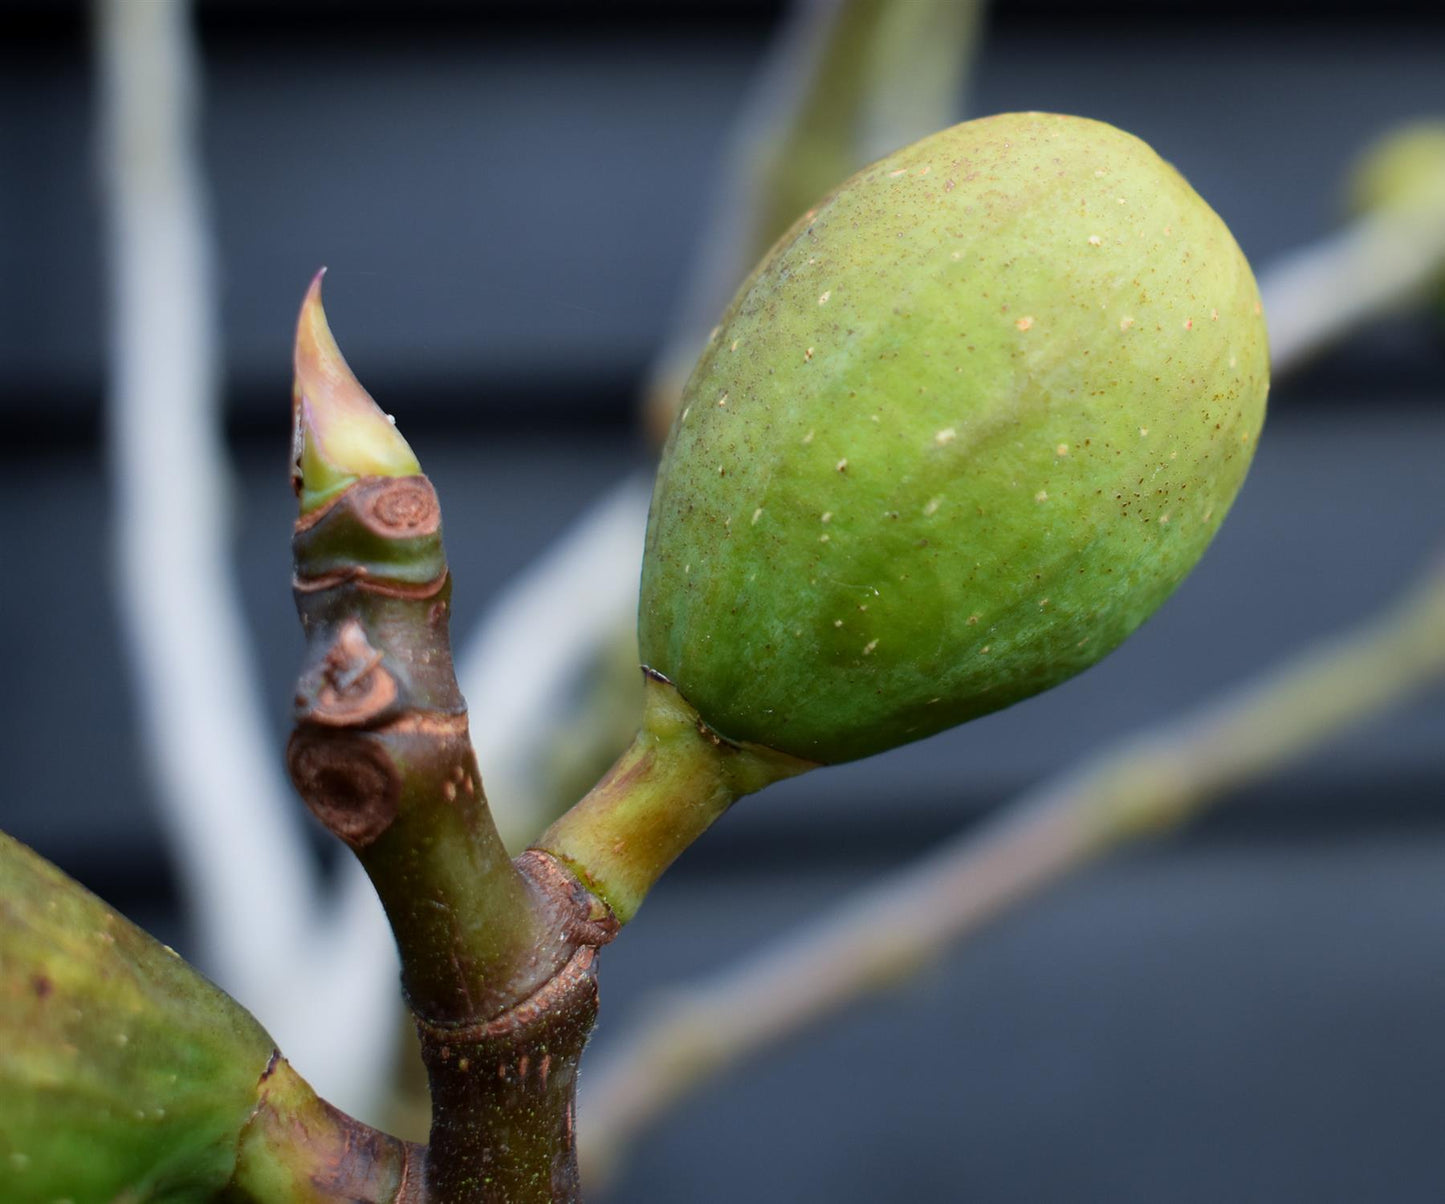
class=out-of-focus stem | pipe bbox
[577,549,1445,1190]
[94,0,398,1118]
[459,472,654,853]
[1260,193,1445,373]
[644,0,983,442]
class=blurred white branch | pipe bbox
[578,546,1445,1190]
[644,0,983,442]
[1260,197,1445,372]
[460,472,654,852]
[95,0,396,1120]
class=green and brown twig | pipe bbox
[286,275,618,1202]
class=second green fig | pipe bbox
[639,111,1269,763]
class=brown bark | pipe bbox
[416,853,617,1202]
[289,473,617,1201]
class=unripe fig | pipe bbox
[639,112,1269,763]
[0,832,275,1201]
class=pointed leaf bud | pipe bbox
[292,269,420,513]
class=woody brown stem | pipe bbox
[288,471,616,1201]
[286,278,626,1199]
[416,853,616,1203]
[289,475,555,1023]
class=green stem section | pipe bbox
[288,473,617,1201]
[289,476,551,1024]
[228,1057,424,1202]
[288,282,625,1200]
[536,673,815,923]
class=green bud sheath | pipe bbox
[640,112,1269,763]
[0,833,274,1202]
[293,269,420,514]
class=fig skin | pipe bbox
[639,111,1269,764]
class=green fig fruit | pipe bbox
[0,831,274,1201]
[639,111,1269,763]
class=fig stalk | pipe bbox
[538,673,814,923]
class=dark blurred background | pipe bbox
[4,2,1445,1200]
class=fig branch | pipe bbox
[1262,120,1445,371]
[577,539,1445,1188]
[5,108,1356,1202]
[285,275,617,1202]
